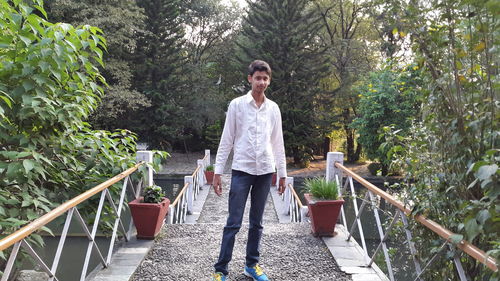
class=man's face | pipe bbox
[248,71,270,94]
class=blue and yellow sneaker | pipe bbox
[243,264,269,281]
[212,272,227,281]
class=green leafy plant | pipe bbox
[205,164,214,172]
[142,185,165,204]
[304,178,339,200]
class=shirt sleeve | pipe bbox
[271,105,287,178]
[214,100,236,175]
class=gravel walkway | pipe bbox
[131,174,351,281]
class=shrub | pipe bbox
[143,185,165,203]
[304,178,339,200]
[205,164,214,172]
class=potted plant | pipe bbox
[304,178,344,237]
[128,185,170,239]
[205,164,214,184]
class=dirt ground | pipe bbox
[160,152,371,178]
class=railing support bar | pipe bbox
[335,174,347,227]
[450,245,470,281]
[412,241,448,281]
[368,192,396,281]
[49,208,75,281]
[20,240,58,279]
[80,191,107,281]
[106,176,130,266]
[400,210,423,278]
[346,186,370,262]
[1,241,21,281]
[104,186,128,241]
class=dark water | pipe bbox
[294,177,415,281]
[153,174,186,202]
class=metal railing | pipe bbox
[282,179,307,223]
[167,150,210,224]
[325,152,498,281]
[0,156,148,281]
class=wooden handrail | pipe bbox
[335,162,498,272]
[170,182,189,208]
[0,162,144,252]
[288,183,304,209]
[192,164,201,178]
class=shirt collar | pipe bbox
[246,91,267,107]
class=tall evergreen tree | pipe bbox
[134,0,188,149]
[238,0,329,166]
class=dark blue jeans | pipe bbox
[214,170,272,275]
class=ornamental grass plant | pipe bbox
[304,178,339,200]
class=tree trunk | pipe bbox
[323,136,331,159]
[343,108,356,163]
[353,142,362,162]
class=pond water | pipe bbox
[294,177,415,281]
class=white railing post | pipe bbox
[283,177,293,215]
[326,152,343,183]
[204,149,210,167]
[136,151,153,188]
[185,176,194,214]
[168,206,174,224]
[198,159,205,189]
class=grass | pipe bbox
[304,177,339,200]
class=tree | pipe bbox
[351,63,423,174]
[178,0,244,151]
[238,0,330,166]
[133,0,188,149]
[0,0,152,275]
[378,0,499,279]
[45,0,151,131]
[315,0,378,162]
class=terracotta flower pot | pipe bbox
[304,193,344,237]
[205,170,214,185]
[128,197,170,239]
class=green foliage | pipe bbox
[45,0,151,131]
[238,0,330,166]
[0,0,154,275]
[133,0,187,149]
[351,63,423,174]
[142,185,165,204]
[205,164,214,172]
[378,0,499,279]
[304,178,339,200]
[315,0,378,163]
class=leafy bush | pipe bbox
[0,0,167,276]
[143,185,165,204]
[351,64,423,175]
[205,164,214,172]
[378,0,499,279]
[304,178,339,200]
[367,162,382,176]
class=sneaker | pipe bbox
[243,264,269,281]
[212,272,227,281]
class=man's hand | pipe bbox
[278,177,286,195]
[212,174,222,196]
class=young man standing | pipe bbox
[212,60,287,281]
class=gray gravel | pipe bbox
[131,174,351,281]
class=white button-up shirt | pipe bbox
[214,91,287,178]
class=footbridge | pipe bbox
[0,151,497,281]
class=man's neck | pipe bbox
[251,90,265,107]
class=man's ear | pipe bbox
[247,74,252,83]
